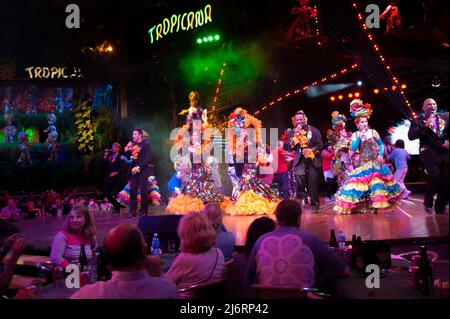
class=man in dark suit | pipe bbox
[103,142,127,214]
[408,98,449,214]
[128,129,153,218]
[285,110,323,212]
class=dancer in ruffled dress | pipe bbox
[334,99,402,214]
[166,92,230,214]
[224,108,280,216]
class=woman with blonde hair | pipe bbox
[50,205,96,269]
[166,212,225,293]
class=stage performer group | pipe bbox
[103,93,446,217]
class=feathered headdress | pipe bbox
[227,107,262,153]
[349,99,372,119]
[47,113,57,125]
[18,131,28,142]
[331,111,347,130]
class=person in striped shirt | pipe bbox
[50,205,96,269]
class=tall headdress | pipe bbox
[349,99,372,119]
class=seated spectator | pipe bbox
[88,198,99,214]
[244,217,277,257]
[0,199,21,222]
[62,197,75,216]
[23,200,42,219]
[100,197,113,212]
[71,223,179,299]
[228,216,276,299]
[247,200,349,289]
[0,234,25,294]
[48,196,64,217]
[166,212,225,296]
[44,190,57,214]
[76,197,87,206]
[50,205,96,269]
[202,203,235,260]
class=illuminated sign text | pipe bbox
[148,4,212,44]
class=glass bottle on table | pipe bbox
[151,233,161,257]
[337,230,346,257]
[337,231,346,248]
[355,236,364,275]
[351,234,357,268]
[53,266,65,287]
[329,229,338,249]
[79,244,88,272]
[78,243,88,286]
[418,246,434,296]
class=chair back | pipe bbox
[251,284,328,299]
[223,258,234,276]
[178,277,227,299]
[251,284,306,299]
[256,234,316,288]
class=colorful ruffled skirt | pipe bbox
[225,166,280,216]
[334,161,402,214]
[166,165,230,214]
[117,176,162,207]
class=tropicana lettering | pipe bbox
[148,4,212,44]
[25,66,83,79]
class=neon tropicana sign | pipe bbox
[148,4,212,44]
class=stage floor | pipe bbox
[15,195,449,249]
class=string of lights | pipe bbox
[254,63,358,116]
[351,2,415,117]
[210,62,226,116]
[313,2,321,46]
[211,61,338,114]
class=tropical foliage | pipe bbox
[73,94,95,153]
